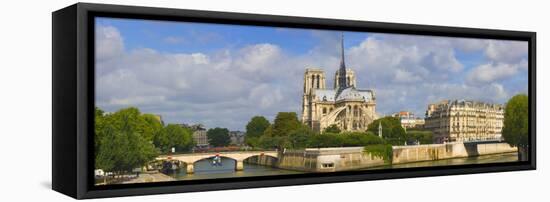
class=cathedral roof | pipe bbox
[312,87,374,102]
[335,87,374,102]
[314,89,337,102]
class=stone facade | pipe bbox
[392,142,517,164]
[192,130,209,148]
[229,131,245,146]
[425,100,504,143]
[301,35,377,133]
[153,114,164,126]
[391,111,425,129]
[277,147,386,172]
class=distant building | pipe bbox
[192,129,209,148]
[425,100,504,143]
[178,123,205,131]
[178,123,209,148]
[228,131,245,146]
[391,111,425,129]
[153,114,164,126]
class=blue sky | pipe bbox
[96,17,370,55]
[95,17,528,131]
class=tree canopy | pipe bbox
[287,126,315,149]
[502,94,529,149]
[245,116,270,147]
[94,107,159,173]
[323,124,341,134]
[367,117,407,145]
[154,124,194,153]
[207,127,231,147]
[406,130,433,145]
[308,132,385,148]
[272,112,301,137]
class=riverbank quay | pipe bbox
[392,141,517,164]
[251,147,386,172]
[122,171,175,184]
[251,142,518,172]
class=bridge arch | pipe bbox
[242,154,279,167]
[161,151,278,174]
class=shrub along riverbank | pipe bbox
[244,113,432,162]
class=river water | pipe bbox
[169,157,303,180]
[167,152,518,181]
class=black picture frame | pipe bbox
[52,2,536,199]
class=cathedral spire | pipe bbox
[337,33,348,90]
[340,32,346,69]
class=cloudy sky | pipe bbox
[95,17,528,131]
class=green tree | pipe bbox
[245,116,270,147]
[257,135,280,149]
[308,133,344,148]
[502,94,529,161]
[154,124,193,153]
[140,114,164,142]
[263,125,273,137]
[406,130,433,145]
[340,132,385,146]
[367,117,407,145]
[287,126,315,149]
[94,107,159,175]
[309,132,385,148]
[272,112,301,137]
[207,127,231,147]
[323,124,341,133]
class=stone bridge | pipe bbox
[157,151,278,174]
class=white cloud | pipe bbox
[466,62,520,84]
[95,26,303,130]
[347,34,464,87]
[95,25,124,62]
[95,25,527,130]
[393,69,422,83]
[485,40,528,63]
[235,44,282,73]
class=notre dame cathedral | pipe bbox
[301,34,377,133]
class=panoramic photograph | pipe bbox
[93,17,529,185]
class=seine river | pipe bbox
[167,152,518,181]
[168,157,303,180]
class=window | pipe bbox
[316,74,320,88]
[321,163,334,168]
[311,75,315,89]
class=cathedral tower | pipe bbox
[300,33,377,133]
[301,68,326,126]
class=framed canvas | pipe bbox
[52,3,536,199]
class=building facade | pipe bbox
[229,131,245,146]
[391,111,425,129]
[179,123,209,148]
[192,130,209,148]
[425,100,504,143]
[301,34,377,133]
[153,114,165,126]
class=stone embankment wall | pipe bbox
[274,147,385,172]
[249,142,516,171]
[392,142,517,164]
